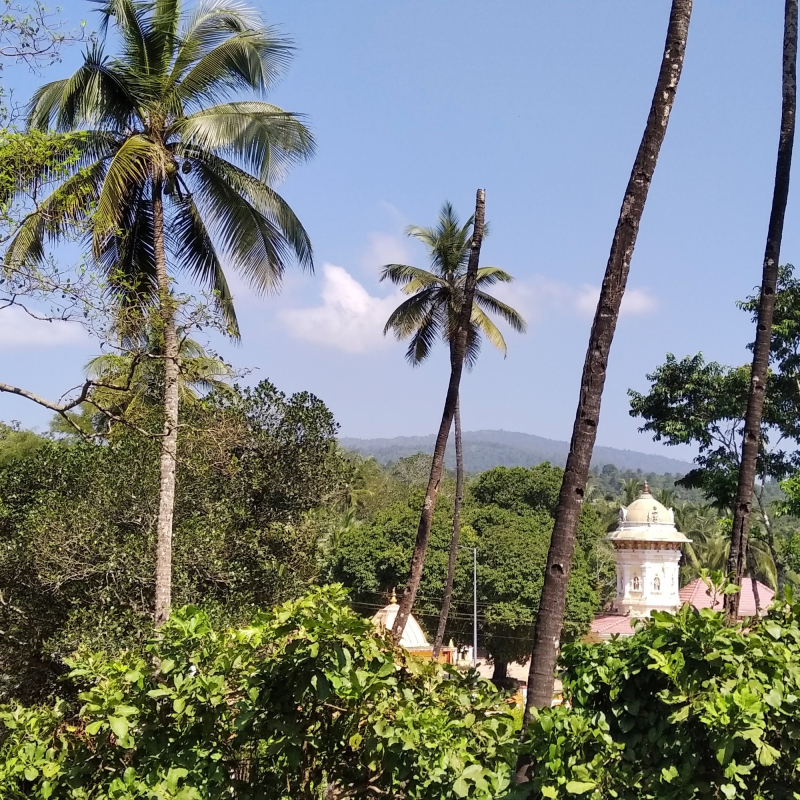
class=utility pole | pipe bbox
[458,545,478,668]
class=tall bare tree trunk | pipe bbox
[755,484,784,592]
[726,0,797,621]
[393,190,486,641]
[519,0,693,731]
[152,180,180,628]
[432,393,464,659]
[751,573,762,620]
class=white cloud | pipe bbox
[281,264,402,353]
[494,277,658,323]
[361,232,410,273]
[0,306,87,351]
[574,285,658,317]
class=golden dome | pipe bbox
[371,591,429,650]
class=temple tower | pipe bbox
[606,483,690,616]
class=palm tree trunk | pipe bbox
[726,0,797,622]
[751,573,762,620]
[755,484,784,592]
[152,179,180,628]
[432,393,464,659]
[519,0,693,729]
[393,189,486,642]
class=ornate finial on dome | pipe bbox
[643,481,650,494]
[389,588,398,605]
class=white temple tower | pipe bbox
[605,483,690,616]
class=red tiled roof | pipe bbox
[679,577,774,617]
[589,615,639,637]
[589,578,774,640]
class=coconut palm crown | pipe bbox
[6,0,315,334]
[380,202,526,365]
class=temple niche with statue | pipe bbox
[589,484,775,640]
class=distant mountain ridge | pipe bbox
[339,429,692,475]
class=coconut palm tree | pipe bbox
[381,201,526,656]
[6,0,314,625]
[387,189,487,643]
[728,0,797,619]
[655,487,676,508]
[684,522,777,615]
[521,0,694,726]
[621,478,642,506]
[51,325,233,437]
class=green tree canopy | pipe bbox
[0,380,349,701]
[470,463,564,514]
[329,479,605,671]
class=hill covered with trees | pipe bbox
[340,429,693,475]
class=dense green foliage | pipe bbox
[518,577,800,799]
[629,353,790,506]
[0,586,517,800]
[0,380,349,701]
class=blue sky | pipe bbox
[0,1,794,462]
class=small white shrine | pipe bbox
[605,483,690,616]
[371,590,430,650]
[371,590,472,664]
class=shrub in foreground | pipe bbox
[517,579,800,800]
[0,586,516,799]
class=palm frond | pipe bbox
[95,180,158,312]
[404,304,442,366]
[474,291,527,333]
[177,29,293,109]
[470,305,508,356]
[28,42,139,131]
[150,0,182,75]
[175,150,305,293]
[3,159,106,267]
[170,0,269,83]
[379,263,443,290]
[463,325,482,370]
[383,290,438,339]
[94,0,151,73]
[167,185,239,335]
[475,266,515,286]
[93,134,157,254]
[173,101,314,183]
[405,224,441,251]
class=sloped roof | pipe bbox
[679,577,774,617]
[589,578,775,640]
[589,614,640,638]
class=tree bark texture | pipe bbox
[152,180,181,628]
[751,574,762,620]
[392,190,486,641]
[726,0,797,621]
[432,394,464,658]
[520,0,693,723]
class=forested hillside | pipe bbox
[340,429,693,474]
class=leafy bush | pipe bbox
[517,578,800,799]
[0,586,517,799]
